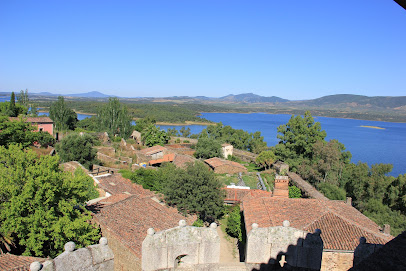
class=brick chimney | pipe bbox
[273,175,289,198]
[346,197,352,206]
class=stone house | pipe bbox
[9,116,54,136]
[135,145,167,164]
[130,130,142,145]
[204,157,247,174]
[221,143,233,158]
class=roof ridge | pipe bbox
[323,201,389,236]
[307,209,391,240]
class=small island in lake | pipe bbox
[360,125,385,130]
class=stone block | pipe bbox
[53,248,93,271]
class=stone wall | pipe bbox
[246,221,323,270]
[29,238,113,271]
[320,251,354,271]
[97,152,133,165]
[233,149,258,163]
[142,220,220,271]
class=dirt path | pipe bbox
[217,226,239,263]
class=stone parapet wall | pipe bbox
[142,220,220,271]
[29,238,114,271]
[233,149,258,163]
[321,251,354,271]
[246,221,323,270]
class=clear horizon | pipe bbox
[1,1,405,100]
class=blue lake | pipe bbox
[3,100,405,177]
[160,113,406,177]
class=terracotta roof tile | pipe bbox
[139,145,166,155]
[93,195,195,258]
[148,153,175,165]
[172,154,196,169]
[223,188,271,204]
[9,117,53,123]
[204,157,247,170]
[242,197,393,251]
[0,254,47,271]
[95,174,154,198]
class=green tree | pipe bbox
[226,205,242,241]
[166,128,179,137]
[179,127,191,138]
[49,96,78,131]
[272,111,327,171]
[56,133,97,170]
[17,89,29,108]
[164,161,224,222]
[0,116,35,148]
[98,97,132,138]
[134,116,156,132]
[0,145,100,257]
[8,92,18,117]
[255,150,276,169]
[141,124,169,147]
[288,185,302,198]
[194,137,223,159]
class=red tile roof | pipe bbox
[9,117,53,123]
[172,154,196,169]
[139,145,166,155]
[242,197,393,251]
[92,194,195,258]
[95,174,154,198]
[148,153,175,165]
[0,253,47,271]
[204,157,247,170]
[223,187,271,204]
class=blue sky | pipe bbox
[0,1,405,100]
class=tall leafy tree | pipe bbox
[194,137,223,159]
[141,124,169,146]
[8,92,18,117]
[164,162,224,222]
[98,97,132,138]
[56,133,97,170]
[0,145,100,257]
[255,150,276,169]
[0,116,35,148]
[49,96,78,131]
[272,111,327,171]
[17,89,29,108]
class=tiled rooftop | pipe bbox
[0,253,47,271]
[223,187,271,204]
[242,197,393,251]
[148,153,175,165]
[95,174,155,198]
[172,154,196,169]
[9,117,53,123]
[92,194,195,258]
[204,157,247,170]
[139,145,166,155]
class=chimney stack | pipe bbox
[346,197,352,206]
[383,224,391,235]
[273,175,289,198]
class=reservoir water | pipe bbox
[161,113,406,177]
[1,97,405,177]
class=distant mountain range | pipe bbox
[1,91,405,110]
